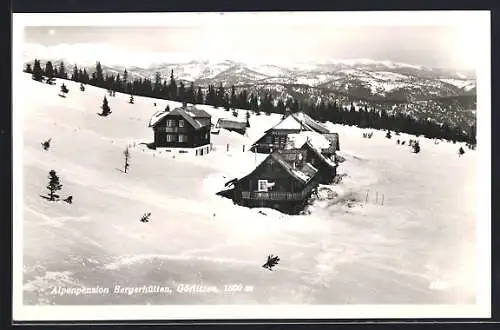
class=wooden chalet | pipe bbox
[216,118,247,135]
[149,105,211,149]
[228,151,321,214]
[250,111,337,153]
[218,129,340,214]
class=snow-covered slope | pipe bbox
[20,74,477,306]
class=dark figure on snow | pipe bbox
[60,83,69,94]
[385,130,392,139]
[412,141,421,154]
[140,212,151,223]
[262,254,280,271]
[41,138,52,151]
[63,196,73,204]
[397,139,400,145]
[458,147,465,157]
[80,83,85,91]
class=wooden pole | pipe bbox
[381,194,384,205]
[376,192,378,203]
[243,145,245,152]
[227,144,229,152]
[365,190,369,203]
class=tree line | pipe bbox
[25,59,476,144]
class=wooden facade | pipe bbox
[225,152,320,214]
[217,118,247,135]
[150,106,211,148]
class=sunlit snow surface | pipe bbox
[21,74,477,305]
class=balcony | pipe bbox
[240,184,316,201]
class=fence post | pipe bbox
[227,144,229,152]
[243,145,245,152]
[376,192,378,204]
[365,190,369,203]
[381,194,384,205]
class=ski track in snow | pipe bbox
[20,74,477,305]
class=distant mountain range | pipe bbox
[24,57,477,131]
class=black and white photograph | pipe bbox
[12,11,491,321]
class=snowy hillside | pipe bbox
[21,74,477,306]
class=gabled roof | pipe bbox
[286,131,331,150]
[293,112,331,134]
[268,152,317,183]
[266,111,330,134]
[148,106,211,130]
[301,141,337,168]
[238,151,318,184]
[182,106,211,118]
[269,115,308,131]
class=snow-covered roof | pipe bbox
[237,152,317,184]
[303,141,337,168]
[270,153,317,183]
[148,106,211,129]
[271,115,307,130]
[292,112,331,134]
[149,110,168,127]
[267,111,331,134]
[286,131,331,150]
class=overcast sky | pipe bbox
[23,23,480,70]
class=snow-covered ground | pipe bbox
[19,74,477,305]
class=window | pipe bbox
[179,120,185,127]
[166,134,176,142]
[205,133,209,139]
[258,180,268,192]
[166,119,176,127]
[178,134,187,143]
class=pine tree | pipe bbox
[99,96,111,116]
[154,72,162,96]
[32,59,44,81]
[178,81,186,103]
[94,61,104,87]
[187,82,196,104]
[45,61,54,79]
[58,61,67,79]
[123,146,130,173]
[129,95,134,104]
[123,69,128,86]
[60,83,69,94]
[217,83,225,108]
[230,85,237,108]
[25,63,33,73]
[196,87,204,104]
[169,69,177,100]
[71,64,79,81]
[46,170,62,201]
